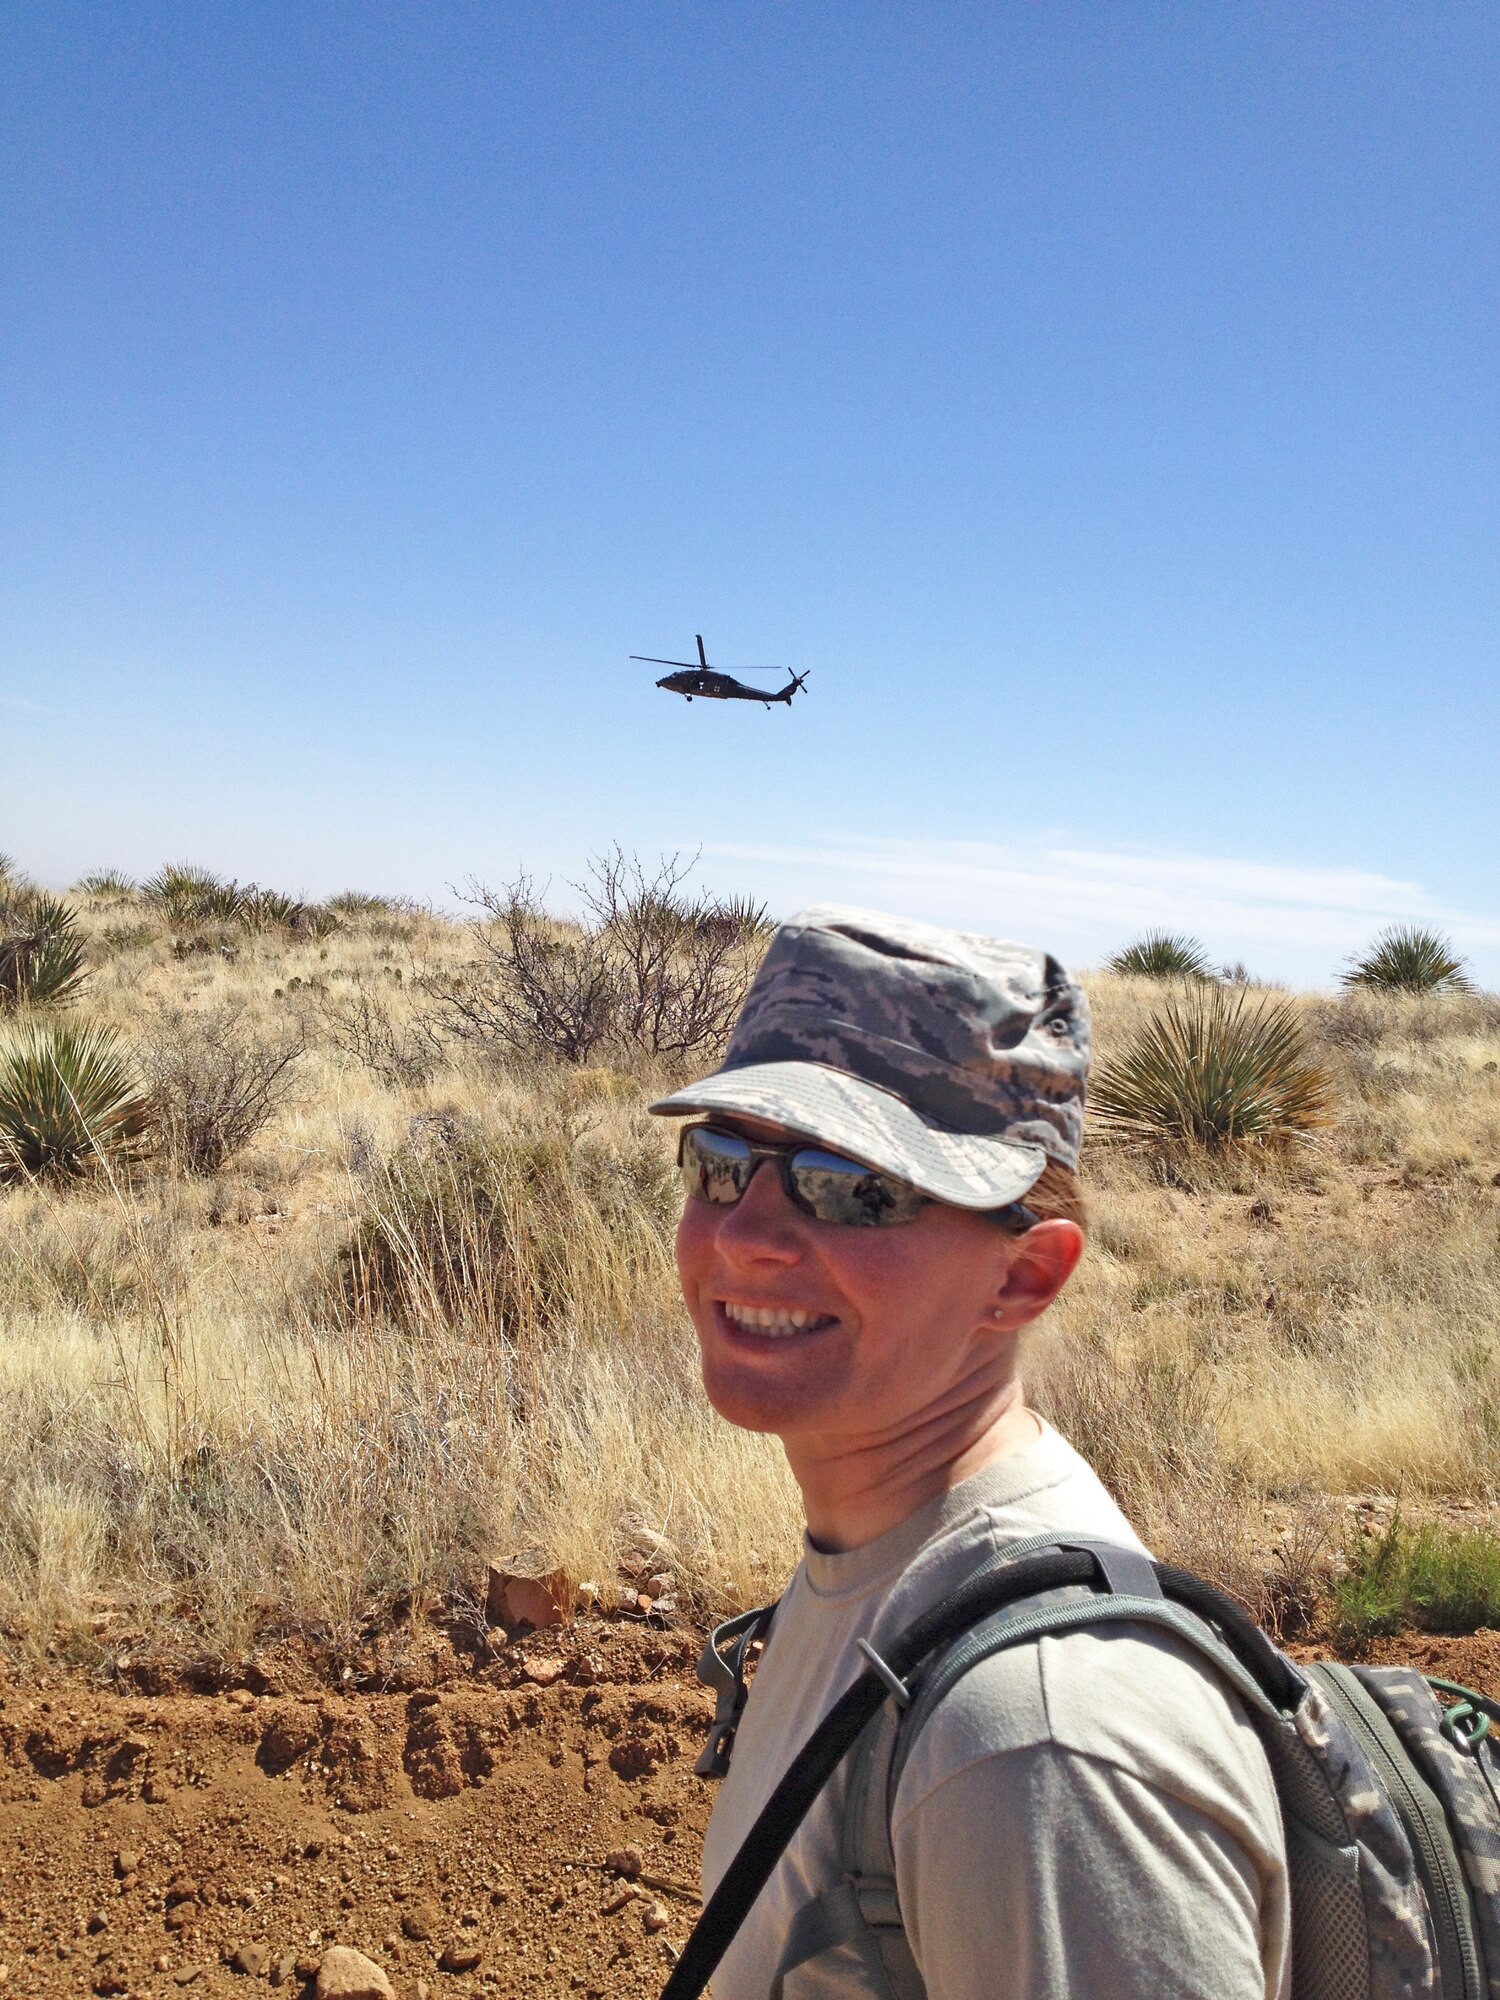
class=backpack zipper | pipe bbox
[1310,1665,1483,2000]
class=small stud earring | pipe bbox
[992,1306,1003,1320]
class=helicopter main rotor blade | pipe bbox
[630,655,699,668]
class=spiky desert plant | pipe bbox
[1090,984,1333,1149]
[0,1020,154,1179]
[1343,925,1471,995]
[326,889,393,918]
[73,869,138,904]
[0,889,87,1010]
[1105,931,1216,981]
[141,864,244,926]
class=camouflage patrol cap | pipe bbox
[649,904,1089,1209]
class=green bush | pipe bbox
[0,889,87,1010]
[1106,931,1216,980]
[1343,925,1471,995]
[1090,985,1333,1149]
[1335,1517,1500,1646]
[0,1020,154,1179]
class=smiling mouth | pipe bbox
[720,1300,839,1339]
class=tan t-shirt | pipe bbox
[701,1426,1290,2000]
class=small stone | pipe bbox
[87,1910,109,1934]
[271,1957,298,1987]
[115,1850,141,1878]
[93,1963,128,1995]
[602,1889,638,1916]
[605,1848,643,1879]
[143,1777,171,1804]
[233,1943,272,1977]
[173,1969,206,1988]
[227,1688,256,1710]
[167,1878,201,1906]
[523,1658,563,1687]
[165,1903,198,1931]
[641,1573,672,1601]
[315,1946,394,2000]
[154,1956,172,1974]
[649,1595,680,1621]
[576,1581,600,1611]
[400,1905,440,1942]
[642,1901,670,1934]
[485,1567,569,1630]
[438,1942,482,1974]
[295,1957,323,1981]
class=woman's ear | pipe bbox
[990,1219,1085,1332]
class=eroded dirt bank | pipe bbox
[0,1626,715,2000]
[3,1624,1498,2000]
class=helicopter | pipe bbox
[631,635,809,707]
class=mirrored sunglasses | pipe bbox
[677,1123,1038,1232]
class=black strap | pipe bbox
[662,1545,1300,2000]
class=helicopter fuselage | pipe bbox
[656,669,797,705]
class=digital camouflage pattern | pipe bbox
[650,905,1090,1209]
[1357,1668,1500,2000]
[1294,1676,1439,1996]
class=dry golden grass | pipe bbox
[1,895,1497,1672]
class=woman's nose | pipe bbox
[714,1160,804,1262]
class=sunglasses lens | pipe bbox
[680,1125,754,1204]
[789,1148,928,1227]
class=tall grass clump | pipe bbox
[1090,985,1333,1150]
[0,1020,154,1179]
[1343,925,1471,995]
[339,1101,678,1344]
[1335,1517,1500,1645]
[0,888,87,1010]
[1106,931,1216,981]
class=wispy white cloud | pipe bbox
[698,836,1500,985]
[0,689,61,717]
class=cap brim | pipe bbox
[649,1060,1047,1211]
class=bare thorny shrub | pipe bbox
[315,982,444,1088]
[427,849,769,1070]
[138,1003,305,1174]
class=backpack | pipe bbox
[662,1538,1500,2000]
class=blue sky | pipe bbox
[3,3,1496,983]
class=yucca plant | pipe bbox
[73,869,138,904]
[1106,931,1216,981]
[141,864,245,926]
[0,889,87,1010]
[0,1020,154,1179]
[1090,985,1333,1149]
[326,889,393,917]
[1343,925,1471,995]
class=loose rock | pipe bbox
[271,1956,298,1987]
[605,1847,644,1879]
[438,1942,482,1974]
[233,1943,272,1977]
[315,1946,394,2000]
[642,1900,671,1934]
[523,1658,564,1687]
[400,1904,440,1942]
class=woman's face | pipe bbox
[674,1116,1081,1446]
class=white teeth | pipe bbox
[723,1301,826,1337]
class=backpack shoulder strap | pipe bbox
[694,1601,779,1778]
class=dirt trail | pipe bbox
[3,1623,1497,2000]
